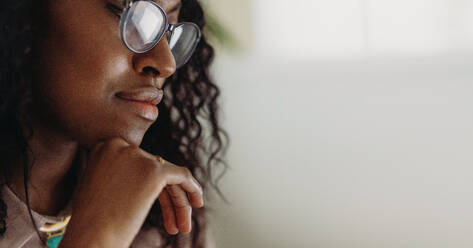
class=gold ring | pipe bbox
[157,155,165,164]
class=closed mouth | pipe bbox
[115,86,164,106]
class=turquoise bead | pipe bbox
[46,234,64,248]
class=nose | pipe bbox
[132,37,177,81]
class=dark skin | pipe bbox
[7,0,203,245]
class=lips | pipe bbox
[116,86,164,105]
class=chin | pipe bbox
[112,128,147,147]
[77,128,146,151]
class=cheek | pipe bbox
[32,1,148,145]
[41,11,125,94]
[37,0,128,107]
[59,32,129,93]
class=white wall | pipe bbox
[205,1,473,247]
[252,0,473,58]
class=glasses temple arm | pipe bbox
[119,0,131,7]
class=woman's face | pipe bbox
[33,0,181,148]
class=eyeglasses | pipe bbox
[117,0,201,69]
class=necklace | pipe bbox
[39,215,72,248]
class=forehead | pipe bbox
[122,0,181,9]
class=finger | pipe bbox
[188,176,204,208]
[158,188,179,235]
[158,159,204,208]
[166,185,192,234]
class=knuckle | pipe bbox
[103,137,127,150]
[175,204,192,210]
[154,158,165,169]
[109,137,125,145]
[145,158,163,176]
[121,143,140,153]
[180,166,192,178]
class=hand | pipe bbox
[60,137,204,248]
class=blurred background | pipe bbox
[201,0,473,247]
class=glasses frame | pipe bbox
[118,0,201,66]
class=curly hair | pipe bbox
[0,0,229,247]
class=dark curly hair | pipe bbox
[0,0,229,247]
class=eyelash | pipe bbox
[106,3,123,18]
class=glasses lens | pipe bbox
[167,23,201,68]
[123,1,166,52]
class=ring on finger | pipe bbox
[157,155,166,164]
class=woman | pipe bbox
[0,0,228,247]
